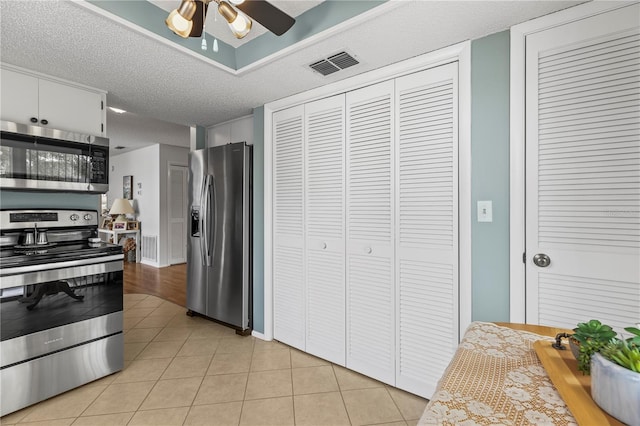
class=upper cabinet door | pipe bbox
[304,94,346,365]
[0,69,39,125]
[39,79,104,136]
[272,104,306,351]
[345,79,396,385]
[0,67,106,136]
[395,63,459,398]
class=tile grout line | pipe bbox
[333,364,355,426]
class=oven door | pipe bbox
[0,255,123,367]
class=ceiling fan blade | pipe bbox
[236,0,295,36]
[188,1,208,37]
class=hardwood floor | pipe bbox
[123,261,187,307]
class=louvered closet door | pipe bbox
[395,63,458,398]
[525,4,640,331]
[305,94,346,365]
[273,105,306,350]
[346,80,395,385]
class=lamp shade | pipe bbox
[109,198,135,222]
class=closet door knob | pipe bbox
[40,119,48,125]
[30,117,38,123]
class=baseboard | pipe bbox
[251,330,269,341]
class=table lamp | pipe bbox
[109,198,134,223]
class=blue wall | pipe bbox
[196,126,206,150]
[252,107,265,334]
[470,31,511,322]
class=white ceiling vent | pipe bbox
[309,51,359,76]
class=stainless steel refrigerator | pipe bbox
[187,143,252,333]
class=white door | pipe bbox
[168,164,188,265]
[525,4,640,331]
[304,94,346,365]
[346,80,396,385]
[395,63,459,398]
[272,105,306,351]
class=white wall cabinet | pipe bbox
[1,65,106,136]
[207,115,253,147]
[271,62,460,398]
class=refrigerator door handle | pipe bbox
[205,175,215,266]
[210,175,217,265]
[199,175,211,266]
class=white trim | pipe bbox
[457,42,472,338]
[251,330,268,341]
[73,1,403,76]
[264,40,472,345]
[263,108,274,341]
[508,1,633,323]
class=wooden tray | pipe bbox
[534,340,624,425]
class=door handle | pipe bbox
[533,253,551,267]
[210,175,216,265]
[199,177,206,266]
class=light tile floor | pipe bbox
[2,294,429,426]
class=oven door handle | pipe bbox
[0,254,124,278]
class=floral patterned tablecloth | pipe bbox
[418,322,577,426]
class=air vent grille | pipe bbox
[309,51,359,76]
[309,60,340,76]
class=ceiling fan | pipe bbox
[165,0,296,40]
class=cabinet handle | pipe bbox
[322,242,327,249]
[40,119,48,125]
[365,247,372,254]
[30,117,38,123]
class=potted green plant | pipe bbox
[591,326,640,426]
[570,319,617,374]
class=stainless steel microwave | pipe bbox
[0,120,109,193]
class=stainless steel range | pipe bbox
[0,209,124,416]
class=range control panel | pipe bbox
[0,209,98,230]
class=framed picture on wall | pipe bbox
[123,175,133,200]
[113,222,126,230]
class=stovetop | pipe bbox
[0,240,122,269]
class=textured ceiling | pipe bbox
[1,1,584,153]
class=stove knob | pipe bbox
[70,214,79,221]
[83,214,92,221]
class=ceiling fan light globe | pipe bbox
[229,15,251,38]
[165,0,196,38]
[228,0,245,5]
[218,1,251,38]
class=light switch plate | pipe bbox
[477,200,492,222]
